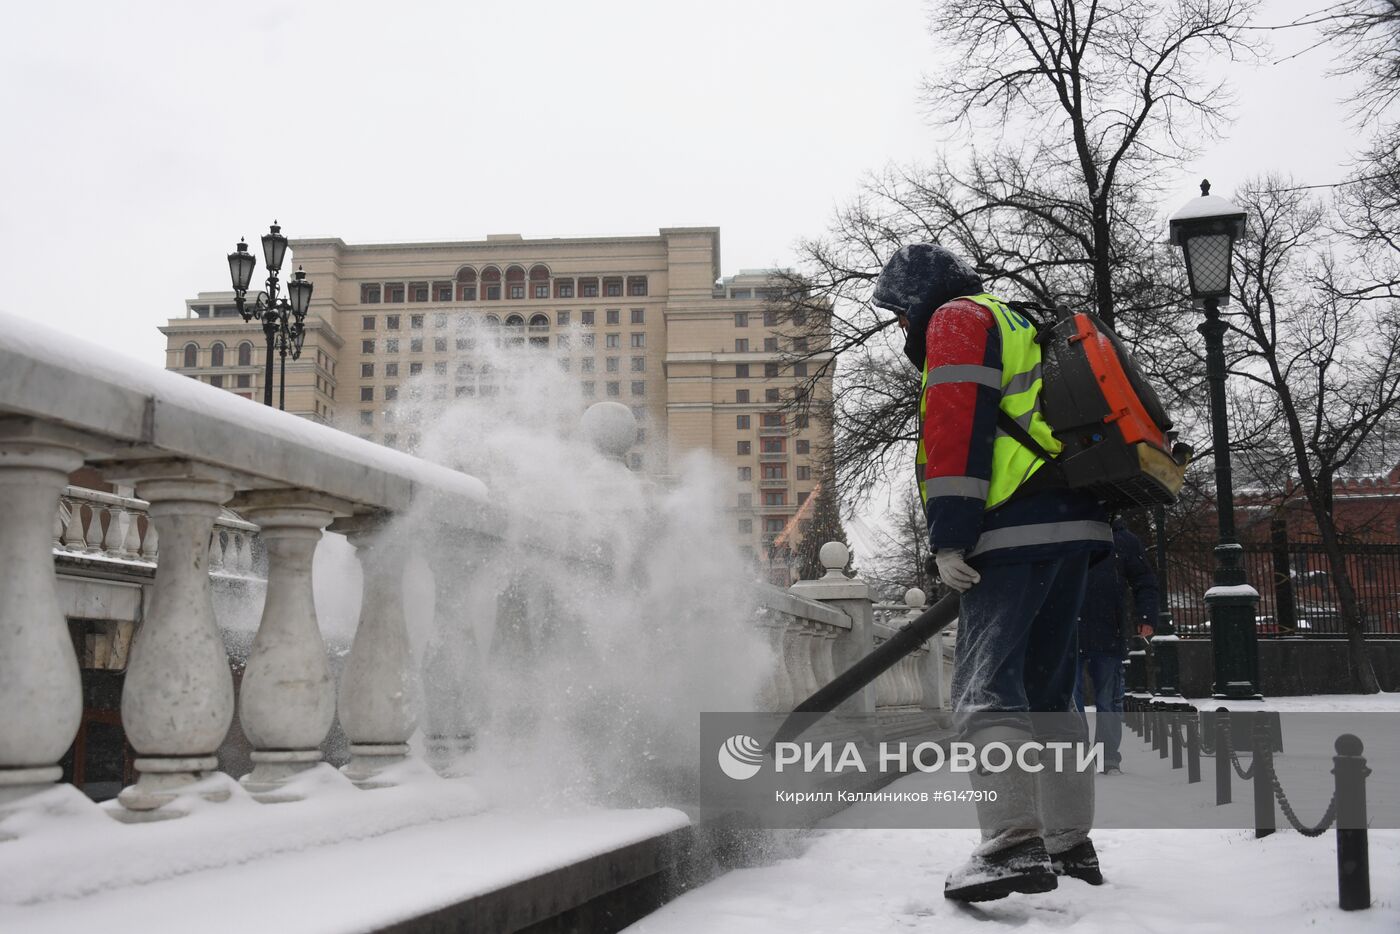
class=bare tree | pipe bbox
[1228,175,1400,692]
[770,0,1258,504]
[861,486,941,603]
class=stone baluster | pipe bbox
[122,511,143,559]
[208,528,226,573]
[788,542,874,718]
[756,610,794,713]
[782,617,818,703]
[808,621,836,689]
[873,633,896,709]
[237,531,255,574]
[102,506,128,557]
[0,421,86,812]
[422,531,485,776]
[61,498,87,550]
[140,520,159,561]
[108,462,238,816]
[233,491,349,801]
[53,498,66,549]
[83,501,104,554]
[334,513,418,787]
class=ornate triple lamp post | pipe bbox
[227,222,313,410]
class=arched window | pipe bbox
[529,264,551,300]
[504,314,525,347]
[456,266,477,301]
[183,343,199,368]
[237,341,253,366]
[481,267,501,301]
[483,314,501,329]
[528,313,550,330]
[210,342,225,368]
[505,265,526,300]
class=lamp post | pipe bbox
[1168,180,1261,700]
[227,222,314,409]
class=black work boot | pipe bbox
[944,837,1058,902]
[1050,838,1104,885]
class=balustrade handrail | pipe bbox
[753,582,851,630]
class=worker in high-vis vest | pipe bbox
[873,244,1112,904]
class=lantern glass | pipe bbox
[227,242,256,292]
[1183,232,1233,297]
[288,268,313,316]
[262,224,289,273]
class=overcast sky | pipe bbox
[0,0,1362,370]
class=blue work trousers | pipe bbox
[951,552,1092,742]
[1074,651,1125,768]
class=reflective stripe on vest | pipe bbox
[917,293,1062,510]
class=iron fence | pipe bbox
[1164,541,1400,639]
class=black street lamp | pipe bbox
[227,222,314,409]
[1169,180,1262,700]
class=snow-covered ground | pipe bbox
[630,695,1400,933]
[0,765,688,934]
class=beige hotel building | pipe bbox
[161,227,833,575]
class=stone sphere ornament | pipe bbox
[581,402,637,462]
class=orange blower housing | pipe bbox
[1036,311,1188,508]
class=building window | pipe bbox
[737,415,751,429]
[459,285,477,301]
[435,282,453,301]
[604,308,619,325]
[736,389,750,403]
[182,343,199,368]
[362,340,375,354]
[797,465,811,480]
[606,333,621,349]
[798,491,810,505]
[485,286,500,300]
[607,381,620,397]
[631,333,645,348]
[604,278,623,297]
[761,436,786,453]
[764,309,778,327]
[581,310,595,325]
[456,337,473,351]
[793,337,810,352]
[386,363,399,377]
[735,364,749,378]
[738,467,752,481]
[761,490,787,506]
[361,363,374,378]
[764,362,780,378]
[237,342,253,366]
[580,278,599,297]
[556,280,574,298]
[557,310,571,326]
[582,333,596,348]
[385,386,398,401]
[210,374,224,388]
[606,357,619,372]
[434,313,447,328]
[764,338,779,352]
[582,381,595,397]
[411,283,429,302]
[362,316,376,330]
[411,338,424,353]
[762,463,786,480]
[739,519,753,534]
[631,357,645,372]
[796,440,811,454]
[738,441,751,455]
[761,413,784,428]
[360,410,373,426]
[765,388,780,402]
[362,284,382,304]
[435,337,447,352]
[534,284,549,299]
[509,285,525,299]
[734,312,748,327]
[628,277,648,297]
[739,493,753,507]
[411,314,424,329]
[763,517,785,534]
[631,381,645,396]
[386,338,400,353]
[360,387,374,402]
[385,314,400,330]
[582,358,596,373]
[434,361,447,376]
[735,339,749,353]
[386,283,405,303]
[630,308,645,324]
[410,361,423,375]
[209,343,225,368]
[794,362,808,377]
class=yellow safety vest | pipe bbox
[917,293,1062,510]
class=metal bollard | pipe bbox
[1157,705,1169,759]
[1215,707,1231,805]
[1253,714,1275,839]
[1143,700,1154,744]
[1186,710,1201,784]
[1170,704,1184,770]
[1333,734,1371,911]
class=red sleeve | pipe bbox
[920,299,1002,550]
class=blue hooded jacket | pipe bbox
[1078,522,1159,656]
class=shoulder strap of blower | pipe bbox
[995,300,1063,471]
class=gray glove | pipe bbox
[935,548,981,592]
